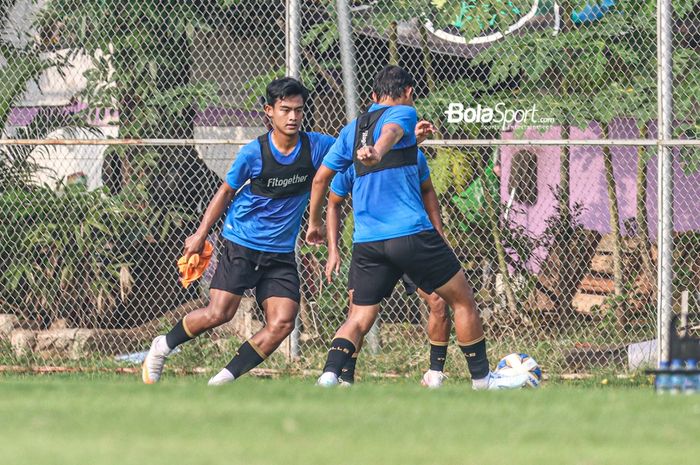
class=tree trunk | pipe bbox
[479,148,523,322]
[107,25,219,200]
[601,122,626,328]
[388,21,398,66]
[116,24,220,327]
[102,52,139,195]
[636,123,656,294]
[560,119,571,223]
[560,0,576,32]
[149,27,220,216]
[419,24,435,97]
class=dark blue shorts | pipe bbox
[210,239,300,306]
[349,230,461,306]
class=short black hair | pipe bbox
[372,65,415,100]
[265,77,310,107]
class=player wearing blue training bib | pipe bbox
[322,104,435,243]
[223,130,334,252]
[307,66,529,390]
[326,162,452,389]
[142,78,335,386]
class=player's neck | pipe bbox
[376,96,412,107]
[269,129,299,156]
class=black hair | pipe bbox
[265,77,310,107]
[372,65,415,100]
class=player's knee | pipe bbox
[428,294,448,319]
[205,304,234,326]
[267,317,295,338]
[349,314,376,335]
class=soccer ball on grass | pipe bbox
[495,353,542,388]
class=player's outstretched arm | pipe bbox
[420,177,446,239]
[356,122,404,167]
[307,165,336,245]
[325,192,346,283]
[183,183,236,259]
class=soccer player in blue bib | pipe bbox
[326,160,452,388]
[307,66,528,389]
[142,78,336,385]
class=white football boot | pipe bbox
[421,370,447,389]
[141,335,171,384]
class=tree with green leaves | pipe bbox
[37,0,229,202]
[379,0,697,327]
[2,0,249,328]
[0,2,146,327]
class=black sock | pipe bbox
[323,338,356,376]
[459,337,489,380]
[429,342,448,372]
[225,340,266,378]
[340,354,358,383]
[165,318,194,350]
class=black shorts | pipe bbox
[401,274,418,295]
[347,273,418,296]
[349,230,462,306]
[210,239,301,306]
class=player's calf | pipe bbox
[208,339,267,385]
[317,305,378,387]
[339,353,358,385]
[419,340,448,389]
[459,335,491,382]
[316,337,356,387]
[209,299,297,386]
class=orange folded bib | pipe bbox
[177,241,214,288]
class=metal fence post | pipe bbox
[336,0,359,122]
[288,0,302,361]
[286,0,301,79]
[656,0,674,366]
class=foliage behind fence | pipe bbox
[0,0,698,376]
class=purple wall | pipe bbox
[500,121,700,272]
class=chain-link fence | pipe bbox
[0,0,698,377]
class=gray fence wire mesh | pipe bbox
[0,0,698,378]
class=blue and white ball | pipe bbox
[495,353,542,388]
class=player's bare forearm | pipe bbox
[373,123,405,159]
[421,178,445,238]
[306,165,336,245]
[324,193,344,282]
[309,166,336,227]
[183,183,235,258]
[195,183,236,238]
[326,193,344,253]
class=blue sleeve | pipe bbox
[225,144,256,190]
[309,132,337,169]
[330,166,354,197]
[418,150,430,183]
[381,105,418,142]
[322,124,354,172]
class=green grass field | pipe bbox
[2,373,699,465]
